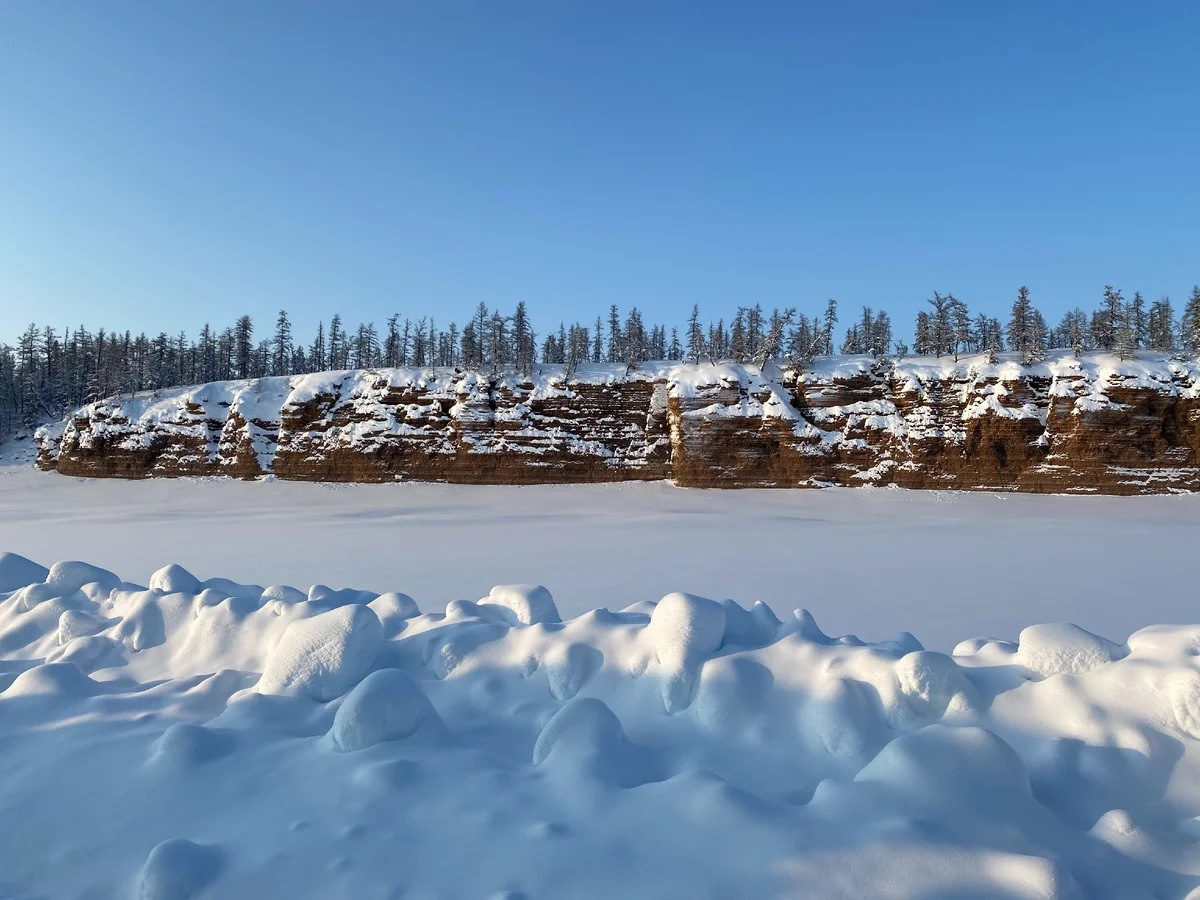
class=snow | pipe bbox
[3,463,1198,651]
[480,583,562,626]
[256,604,385,701]
[5,552,1200,896]
[330,668,441,752]
[6,447,1200,895]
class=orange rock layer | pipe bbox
[35,354,1200,495]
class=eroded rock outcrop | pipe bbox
[35,353,1200,494]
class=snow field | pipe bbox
[3,554,1200,897]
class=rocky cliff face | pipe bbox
[36,353,1200,494]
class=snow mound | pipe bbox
[894,650,974,720]
[801,675,883,761]
[719,598,781,648]
[138,838,221,900]
[307,584,379,610]
[1016,623,1126,677]
[330,669,440,751]
[646,591,726,713]
[855,725,1032,806]
[149,723,235,770]
[543,641,603,700]
[479,584,561,626]
[0,551,49,592]
[693,655,774,733]
[45,559,121,595]
[5,662,95,698]
[368,592,421,637]
[149,564,202,595]
[57,608,108,644]
[532,697,626,766]
[256,605,384,700]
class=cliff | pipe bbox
[35,352,1200,494]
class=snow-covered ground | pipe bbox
[5,457,1200,897]
[4,555,1200,897]
[2,463,1199,650]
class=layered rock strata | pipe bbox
[36,353,1200,494]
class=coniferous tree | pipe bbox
[1092,286,1124,351]
[383,315,401,368]
[328,314,347,369]
[607,304,622,363]
[7,282,1200,443]
[234,315,254,379]
[1147,298,1176,352]
[513,302,535,375]
[913,311,933,355]
[623,308,646,373]
[272,310,292,376]
[1182,286,1200,355]
[821,299,838,356]
[686,305,704,364]
[309,321,327,372]
[1130,292,1148,349]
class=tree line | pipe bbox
[3,285,1199,437]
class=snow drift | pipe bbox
[3,551,1200,897]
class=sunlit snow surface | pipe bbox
[4,458,1200,897]
[3,558,1200,898]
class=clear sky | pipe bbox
[2,1,1198,346]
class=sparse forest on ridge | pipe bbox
[5,285,1200,438]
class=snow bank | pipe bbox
[5,559,1200,897]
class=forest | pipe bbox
[3,285,1199,438]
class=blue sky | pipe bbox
[2,1,1198,345]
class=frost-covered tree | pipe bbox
[513,302,535,375]
[607,305,622,364]
[383,315,401,368]
[592,317,604,363]
[234,315,254,379]
[1007,287,1046,364]
[272,310,292,376]
[1130,292,1148,349]
[1147,298,1176,352]
[309,320,327,372]
[623,308,647,373]
[729,310,748,363]
[913,311,933,356]
[1091,286,1124,351]
[821,298,838,357]
[926,292,956,358]
[687,305,705,364]
[1052,309,1089,355]
[1181,286,1200,355]
[755,308,794,365]
[328,314,348,370]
